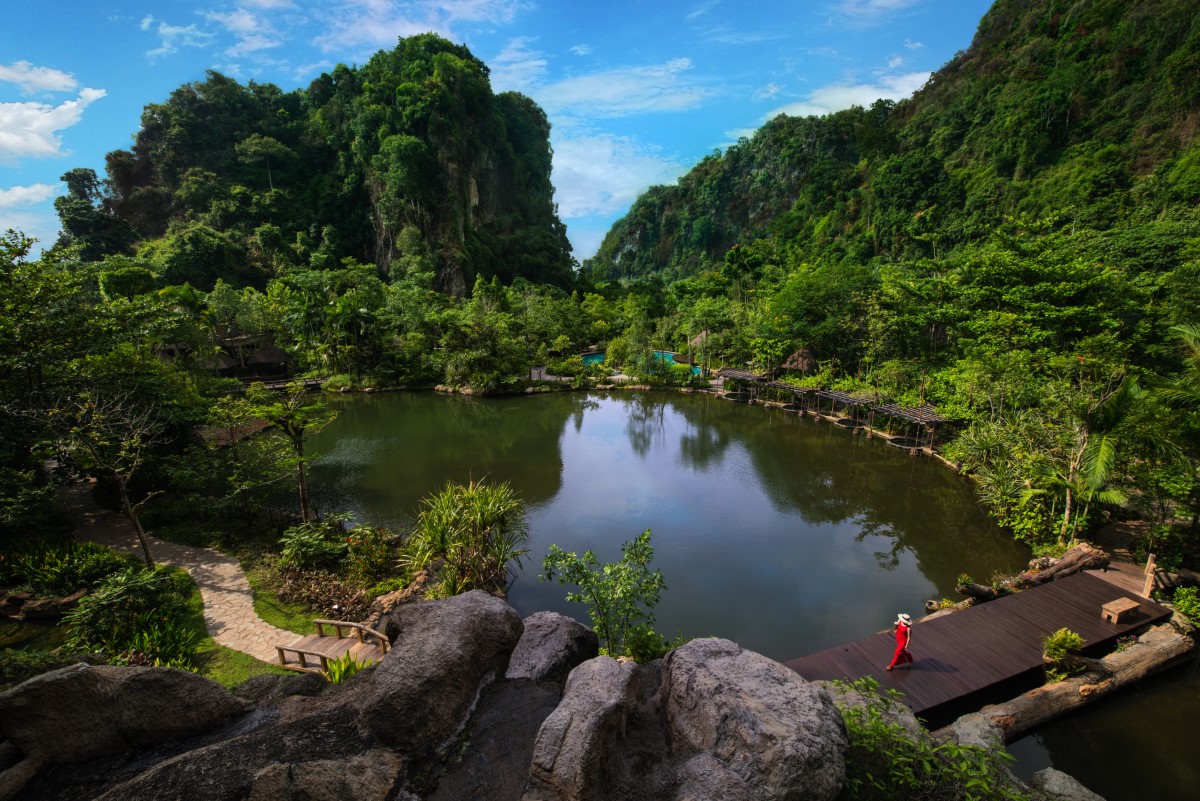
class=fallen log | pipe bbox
[967,621,1194,742]
[955,542,1111,603]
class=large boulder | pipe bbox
[524,656,638,801]
[662,639,847,801]
[1031,769,1107,801]
[428,679,563,801]
[0,663,250,764]
[363,590,524,753]
[507,611,600,691]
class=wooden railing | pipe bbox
[275,619,391,673]
[312,619,391,652]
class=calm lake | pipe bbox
[305,390,1028,660]
[304,389,1193,800]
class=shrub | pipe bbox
[279,519,348,570]
[324,652,373,683]
[542,529,668,658]
[1041,627,1086,662]
[257,554,372,620]
[1,540,132,597]
[1171,585,1200,626]
[834,676,1031,801]
[402,480,528,597]
[64,567,198,668]
[344,525,394,585]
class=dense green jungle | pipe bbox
[3,0,1200,591]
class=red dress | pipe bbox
[888,623,913,669]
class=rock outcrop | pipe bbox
[0,664,250,765]
[524,638,848,801]
[506,611,600,690]
[8,597,1104,801]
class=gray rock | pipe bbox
[364,589,524,753]
[233,671,328,704]
[244,749,405,801]
[819,679,926,742]
[428,678,562,801]
[524,656,637,801]
[0,663,250,764]
[673,753,751,801]
[946,712,1006,751]
[507,611,600,691]
[1031,768,1107,801]
[662,638,847,801]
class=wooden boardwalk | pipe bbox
[276,619,390,674]
[784,571,1172,723]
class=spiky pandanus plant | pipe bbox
[402,479,528,598]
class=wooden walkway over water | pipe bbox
[784,571,1172,724]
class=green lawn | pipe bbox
[179,569,292,687]
[242,562,316,635]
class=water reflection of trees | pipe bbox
[666,395,1027,589]
[308,392,590,523]
[619,393,668,457]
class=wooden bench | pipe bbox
[1101,597,1140,624]
[276,619,391,674]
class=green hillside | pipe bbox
[58,33,574,294]
[584,0,1200,282]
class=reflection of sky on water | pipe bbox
[307,391,1028,661]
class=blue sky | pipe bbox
[0,0,992,261]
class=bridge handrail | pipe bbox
[312,619,391,652]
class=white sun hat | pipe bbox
[896,613,912,625]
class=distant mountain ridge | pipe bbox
[582,0,1200,282]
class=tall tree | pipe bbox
[249,382,336,522]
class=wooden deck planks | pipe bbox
[784,571,1171,719]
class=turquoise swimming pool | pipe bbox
[580,350,701,375]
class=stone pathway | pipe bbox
[60,483,299,664]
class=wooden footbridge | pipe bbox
[276,619,390,674]
[784,571,1172,725]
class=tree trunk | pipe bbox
[295,442,310,523]
[956,543,1109,602]
[969,623,1193,742]
[118,477,155,568]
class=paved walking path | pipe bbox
[60,483,298,664]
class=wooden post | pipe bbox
[1141,553,1157,598]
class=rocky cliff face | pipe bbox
[0,592,985,801]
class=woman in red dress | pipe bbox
[886,613,913,671]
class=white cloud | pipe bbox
[765,71,928,118]
[242,0,296,7]
[314,0,526,53]
[0,183,59,209]
[536,58,711,118]
[904,38,924,50]
[0,88,107,161]
[839,0,921,14]
[569,44,591,56]
[753,82,782,100]
[724,126,758,142]
[294,59,335,82]
[490,37,547,92]
[140,15,154,30]
[687,0,720,20]
[0,185,61,248]
[551,133,686,219]
[0,61,78,94]
[147,22,215,60]
[887,55,904,68]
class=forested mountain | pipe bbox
[584,0,1200,281]
[7,3,1200,561]
[60,34,574,294]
